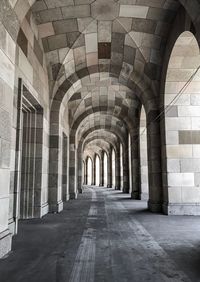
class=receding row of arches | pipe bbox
[82,123,149,198]
[83,150,115,188]
[1,0,200,259]
[13,29,200,219]
[78,29,200,215]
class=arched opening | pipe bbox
[82,161,85,185]
[95,155,100,186]
[164,31,200,215]
[140,107,149,200]
[62,134,68,202]
[87,157,92,186]
[112,148,116,188]
[120,143,123,191]
[103,152,108,187]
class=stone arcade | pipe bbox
[1,0,200,281]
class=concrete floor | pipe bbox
[0,187,200,282]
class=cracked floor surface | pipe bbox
[0,187,200,282]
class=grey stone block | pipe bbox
[61,5,90,19]
[44,0,73,8]
[53,19,78,34]
[179,131,200,144]
[132,18,156,34]
[48,34,68,51]
[38,8,63,23]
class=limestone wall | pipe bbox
[0,0,51,257]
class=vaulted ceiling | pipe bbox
[30,0,181,158]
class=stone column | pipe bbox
[147,117,162,213]
[120,144,123,191]
[130,131,140,199]
[91,158,96,185]
[68,136,78,199]
[85,159,88,185]
[122,137,130,193]
[99,152,104,186]
[0,30,14,258]
[77,148,83,193]
[83,161,86,185]
[49,133,64,210]
[115,145,120,190]
[97,157,101,186]
[62,134,68,201]
[107,150,112,188]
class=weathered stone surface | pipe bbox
[2,0,200,263]
[53,19,78,34]
[91,0,119,20]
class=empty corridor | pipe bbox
[0,187,200,282]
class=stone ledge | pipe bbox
[41,202,49,217]
[163,203,200,215]
[0,229,12,259]
[8,218,16,235]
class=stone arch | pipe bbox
[84,139,115,188]
[70,108,130,134]
[163,31,200,215]
[86,156,93,185]
[76,125,128,194]
[112,147,116,189]
[82,131,121,189]
[83,137,118,154]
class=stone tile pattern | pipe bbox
[164,31,200,214]
[29,0,180,100]
[0,21,15,258]
[83,139,112,187]
[0,0,200,260]
[19,88,44,219]
[0,0,50,259]
[30,0,180,212]
[11,10,50,224]
[82,130,120,189]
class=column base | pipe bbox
[115,186,120,190]
[131,191,140,199]
[123,188,129,194]
[0,229,12,258]
[139,193,149,201]
[63,194,70,202]
[41,202,49,217]
[70,191,78,200]
[49,200,63,213]
[163,202,200,215]
[148,200,162,213]
[8,218,16,235]
[66,193,70,201]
